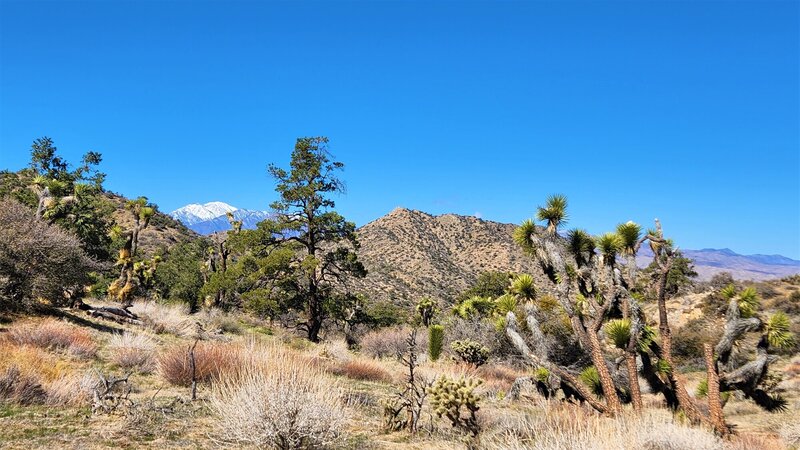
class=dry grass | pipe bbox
[208,343,350,449]
[108,331,157,373]
[329,358,394,383]
[130,301,195,337]
[7,318,97,358]
[158,342,239,386]
[482,403,723,450]
[360,326,427,359]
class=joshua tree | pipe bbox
[508,195,670,416]
[415,297,438,327]
[108,197,154,305]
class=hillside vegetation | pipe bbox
[1,137,799,449]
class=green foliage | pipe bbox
[766,312,796,349]
[596,232,622,263]
[580,366,603,398]
[264,137,367,341]
[513,219,537,253]
[738,287,760,318]
[416,297,438,327]
[533,367,550,383]
[720,284,737,301]
[450,340,489,367]
[536,194,568,234]
[456,271,511,304]
[616,221,642,255]
[428,376,482,436]
[605,318,632,349]
[509,274,536,301]
[695,379,732,402]
[494,293,518,316]
[638,324,658,353]
[428,324,445,361]
[566,229,595,266]
[452,295,495,319]
[153,239,210,310]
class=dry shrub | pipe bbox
[483,403,722,450]
[476,364,525,394]
[360,326,427,359]
[108,332,157,373]
[7,319,97,358]
[0,366,47,405]
[197,308,242,335]
[0,340,67,381]
[45,370,98,406]
[328,358,393,383]
[130,301,194,337]
[727,433,785,450]
[209,344,349,449]
[159,342,238,386]
[780,418,800,448]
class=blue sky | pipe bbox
[1,1,798,258]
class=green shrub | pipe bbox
[428,325,444,361]
[450,340,489,367]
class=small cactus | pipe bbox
[450,340,489,367]
[427,376,482,436]
[428,325,444,362]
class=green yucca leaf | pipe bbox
[580,366,604,398]
[605,318,632,349]
[738,287,760,318]
[495,293,519,316]
[597,232,622,258]
[695,379,708,398]
[536,194,568,233]
[514,219,537,252]
[766,312,796,349]
[616,221,642,255]
[638,325,658,353]
[510,274,536,301]
[575,294,588,317]
[655,359,672,375]
[720,284,737,301]
[533,367,550,383]
[567,228,595,264]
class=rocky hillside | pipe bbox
[350,208,548,305]
[352,208,800,305]
[107,194,198,256]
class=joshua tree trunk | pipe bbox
[585,329,622,413]
[625,352,642,412]
[704,343,730,436]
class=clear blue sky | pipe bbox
[1,1,798,258]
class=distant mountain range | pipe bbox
[169,202,272,235]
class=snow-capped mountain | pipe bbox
[170,202,272,235]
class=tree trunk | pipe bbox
[586,329,622,413]
[625,351,642,412]
[704,344,730,436]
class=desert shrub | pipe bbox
[475,364,523,393]
[672,317,720,366]
[451,340,489,367]
[108,332,157,373]
[152,239,209,311]
[428,324,444,361]
[0,197,98,308]
[456,271,512,304]
[197,308,242,334]
[8,319,97,358]
[446,317,502,356]
[780,418,800,448]
[44,370,98,406]
[159,342,238,386]
[360,326,427,359]
[482,403,722,450]
[328,359,392,383]
[130,301,194,336]
[0,366,47,405]
[209,345,349,449]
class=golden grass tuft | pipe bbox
[158,342,239,386]
[7,318,97,358]
[328,358,393,383]
[108,332,157,373]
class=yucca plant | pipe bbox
[510,274,536,301]
[616,221,642,256]
[428,325,445,362]
[605,318,632,349]
[737,287,760,318]
[580,366,603,398]
[766,312,795,349]
[536,194,568,235]
[566,229,595,267]
[596,232,622,265]
[513,219,537,252]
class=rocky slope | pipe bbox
[351,208,800,304]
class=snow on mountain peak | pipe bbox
[170,201,272,234]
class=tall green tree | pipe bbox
[263,137,366,342]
